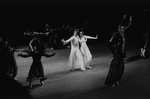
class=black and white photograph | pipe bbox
[0,0,150,99]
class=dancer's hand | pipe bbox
[45,32,49,36]
[61,39,65,42]
[130,16,132,21]
[61,39,66,45]
[96,35,98,39]
[123,14,127,19]
[24,32,29,36]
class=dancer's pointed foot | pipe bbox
[81,68,86,71]
[29,84,32,88]
[14,78,17,81]
[143,49,146,57]
[86,65,92,69]
[116,81,119,86]
[141,49,146,57]
[40,81,44,85]
[111,84,116,87]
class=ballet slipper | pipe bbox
[29,84,32,88]
[86,65,92,69]
[81,68,86,71]
[143,49,146,57]
[40,81,44,85]
[116,81,119,86]
[112,84,116,87]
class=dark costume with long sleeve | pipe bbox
[19,37,56,82]
[0,40,31,98]
[5,45,18,78]
[105,33,125,86]
[1,37,18,79]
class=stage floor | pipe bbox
[14,41,150,99]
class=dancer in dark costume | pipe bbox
[140,10,150,57]
[46,24,70,50]
[18,34,56,88]
[0,37,31,99]
[118,14,132,58]
[140,24,150,57]
[1,37,18,79]
[45,24,55,50]
[105,32,125,87]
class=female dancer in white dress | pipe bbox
[62,29,85,71]
[79,31,98,70]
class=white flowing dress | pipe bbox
[65,36,84,70]
[80,36,92,67]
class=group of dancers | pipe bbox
[20,28,98,87]
[0,21,98,88]
[20,14,131,88]
[1,12,150,90]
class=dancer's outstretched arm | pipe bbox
[118,14,127,27]
[84,35,98,39]
[61,36,74,45]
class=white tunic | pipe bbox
[65,36,84,70]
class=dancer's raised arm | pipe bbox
[124,16,132,29]
[118,15,132,30]
[118,14,127,27]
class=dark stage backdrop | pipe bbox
[0,0,150,46]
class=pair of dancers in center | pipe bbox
[62,29,98,71]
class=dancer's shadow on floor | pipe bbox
[45,68,86,81]
[62,68,88,74]
[90,85,111,93]
[71,86,111,99]
[125,55,143,63]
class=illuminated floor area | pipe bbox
[14,42,150,99]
